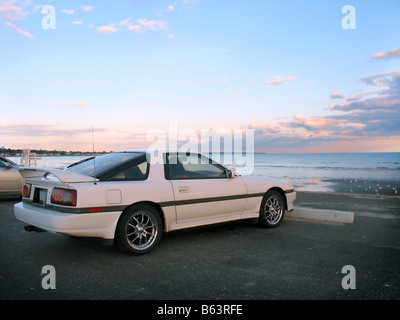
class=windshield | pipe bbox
[67,152,143,178]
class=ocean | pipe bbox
[248,153,400,195]
[9,152,400,196]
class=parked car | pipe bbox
[14,150,296,255]
[0,156,22,197]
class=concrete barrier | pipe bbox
[286,207,354,224]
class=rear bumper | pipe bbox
[286,191,296,212]
[14,201,121,239]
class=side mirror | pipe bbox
[5,163,14,168]
[226,169,235,179]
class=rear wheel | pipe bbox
[115,204,162,255]
[258,190,285,228]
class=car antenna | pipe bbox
[92,125,97,185]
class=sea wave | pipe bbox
[252,164,400,171]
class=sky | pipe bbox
[0,0,399,153]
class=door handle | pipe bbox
[178,186,190,193]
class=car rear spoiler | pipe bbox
[19,167,99,183]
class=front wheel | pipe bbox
[258,190,285,228]
[115,204,162,255]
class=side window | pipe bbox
[168,153,226,180]
[0,158,14,168]
[0,159,7,168]
[107,159,149,181]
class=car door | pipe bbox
[0,158,21,195]
[166,153,248,224]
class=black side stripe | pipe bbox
[159,193,265,208]
[22,199,127,214]
[23,193,265,213]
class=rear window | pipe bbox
[67,152,144,179]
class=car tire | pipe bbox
[258,190,285,228]
[115,204,162,255]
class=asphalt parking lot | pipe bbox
[0,193,399,301]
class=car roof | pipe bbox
[0,155,18,166]
[114,149,202,154]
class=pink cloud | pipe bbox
[97,26,118,34]
[329,92,344,99]
[53,102,90,107]
[80,5,93,12]
[266,75,296,85]
[347,94,359,101]
[249,123,280,135]
[0,123,103,137]
[4,21,34,38]
[372,48,400,60]
[118,17,131,26]
[289,115,340,131]
[0,0,28,21]
[359,70,400,86]
[137,18,169,31]
[118,17,168,33]
[329,71,400,112]
[61,9,74,15]
[128,24,142,33]
[346,90,383,102]
[330,95,399,111]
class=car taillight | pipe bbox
[51,188,77,206]
[22,184,31,198]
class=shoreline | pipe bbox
[287,177,399,197]
[324,178,399,197]
[294,190,400,220]
[296,190,400,200]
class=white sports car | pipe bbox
[14,151,296,255]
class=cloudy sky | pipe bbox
[1,0,399,153]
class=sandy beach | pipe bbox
[324,178,400,197]
[296,190,400,219]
